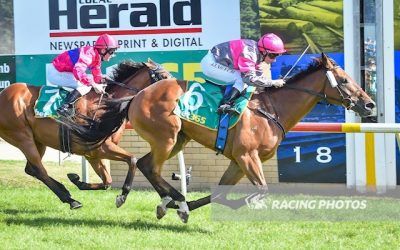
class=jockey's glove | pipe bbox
[244,72,286,88]
[101,75,112,83]
[270,79,285,88]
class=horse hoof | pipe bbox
[115,195,126,208]
[156,205,167,220]
[67,173,80,183]
[70,200,82,210]
[177,210,189,223]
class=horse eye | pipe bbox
[340,78,348,84]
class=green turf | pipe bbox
[1,160,400,249]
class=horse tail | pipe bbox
[58,96,133,148]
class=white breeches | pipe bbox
[200,52,248,92]
[46,64,92,95]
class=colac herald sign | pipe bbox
[14,0,240,55]
[49,0,202,30]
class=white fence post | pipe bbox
[177,151,187,197]
[82,157,89,183]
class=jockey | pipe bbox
[46,33,120,116]
[201,33,286,115]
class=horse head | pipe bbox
[320,53,376,117]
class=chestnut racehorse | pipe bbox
[0,60,171,209]
[63,54,376,222]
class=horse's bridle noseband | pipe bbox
[284,66,358,110]
[323,66,358,110]
[259,65,360,140]
[147,62,173,83]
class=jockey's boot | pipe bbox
[57,90,81,117]
[217,87,241,115]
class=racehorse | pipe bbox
[63,53,376,222]
[0,59,171,209]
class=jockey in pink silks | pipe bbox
[201,33,286,115]
[46,33,120,116]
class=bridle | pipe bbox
[259,64,359,139]
[148,62,173,83]
[284,66,358,110]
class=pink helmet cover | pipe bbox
[258,33,286,54]
[94,34,120,49]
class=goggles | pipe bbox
[267,53,281,59]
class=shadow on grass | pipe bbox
[4,217,210,234]
[1,208,48,215]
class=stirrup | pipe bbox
[217,104,240,115]
[57,106,72,117]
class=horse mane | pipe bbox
[285,59,323,84]
[105,60,147,94]
[58,97,132,148]
[59,60,147,148]
[111,60,146,82]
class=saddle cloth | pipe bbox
[173,81,255,130]
[34,86,69,118]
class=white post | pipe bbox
[381,0,396,188]
[343,0,359,188]
[82,157,89,183]
[177,151,187,197]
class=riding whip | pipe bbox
[282,44,310,80]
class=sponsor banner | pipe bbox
[257,0,344,54]
[14,0,240,55]
[15,50,207,85]
[0,56,16,90]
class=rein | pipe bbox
[283,67,356,110]
[283,84,331,100]
[106,78,140,92]
[106,62,170,93]
[258,65,357,138]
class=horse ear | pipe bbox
[321,53,333,69]
[147,58,155,64]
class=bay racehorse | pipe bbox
[0,59,171,209]
[63,53,375,222]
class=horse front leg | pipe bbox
[85,140,138,208]
[136,151,189,223]
[25,162,82,209]
[115,156,137,208]
[16,135,82,209]
[166,160,245,211]
[67,158,112,190]
[137,133,190,221]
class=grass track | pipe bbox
[1,160,400,249]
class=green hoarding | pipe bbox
[0,56,16,90]
[15,50,208,86]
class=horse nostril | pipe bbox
[365,102,375,110]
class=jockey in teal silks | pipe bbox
[46,34,120,116]
[201,33,287,115]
